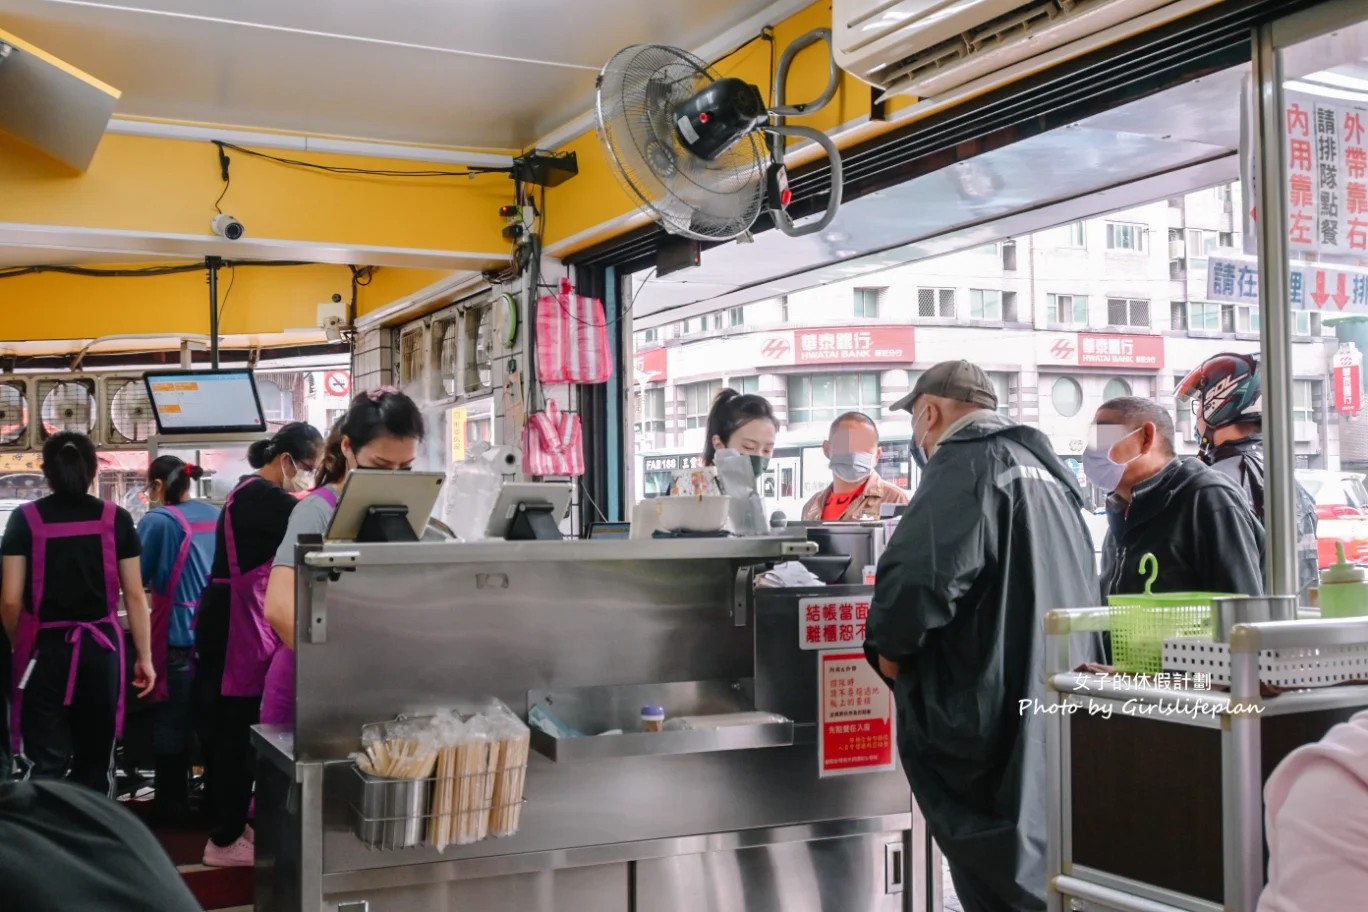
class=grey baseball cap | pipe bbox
[891,360,999,413]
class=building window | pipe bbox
[1294,311,1312,336]
[780,297,790,322]
[681,318,696,335]
[1294,380,1314,425]
[641,327,658,345]
[1106,222,1147,252]
[1002,240,1018,271]
[257,379,292,422]
[682,380,722,429]
[788,373,882,425]
[1188,301,1222,332]
[918,288,956,318]
[989,372,1011,417]
[969,289,1002,321]
[977,242,1000,255]
[1103,378,1132,401]
[854,287,882,318]
[728,306,745,327]
[732,376,760,396]
[1048,294,1087,326]
[1051,377,1083,417]
[636,387,665,434]
[1061,222,1086,248]
[713,313,724,330]
[1107,298,1151,327]
[1236,305,1260,334]
[1187,229,1223,269]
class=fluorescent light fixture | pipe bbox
[1304,69,1368,93]
[1286,80,1368,103]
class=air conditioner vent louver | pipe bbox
[105,377,156,445]
[834,0,1175,101]
[37,378,96,440]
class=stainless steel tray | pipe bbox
[529,719,794,762]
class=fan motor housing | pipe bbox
[672,78,766,161]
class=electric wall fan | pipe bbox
[0,380,28,448]
[596,28,844,242]
[105,377,156,445]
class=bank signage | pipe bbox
[1334,343,1363,417]
[1039,333,1163,369]
[634,347,667,382]
[794,327,915,365]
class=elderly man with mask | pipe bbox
[864,360,1099,912]
[802,411,909,521]
[1088,395,1264,599]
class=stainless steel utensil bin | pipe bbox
[353,770,430,850]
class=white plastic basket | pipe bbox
[1163,639,1368,689]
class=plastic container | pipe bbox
[1107,553,1228,674]
[1320,542,1368,619]
[641,705,665,733]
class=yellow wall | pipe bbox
[0,263,356,341]
[355,266,459,317]
[0,130,515,255]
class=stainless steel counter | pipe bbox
[258,536,922,912]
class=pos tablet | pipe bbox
[485,482,574,540]
[325,470,446,542]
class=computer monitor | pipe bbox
[144,370,266,435]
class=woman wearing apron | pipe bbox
[194,422,322,868]
[138,456,218,824]
[263,389,425,721]
[0,432,155,794]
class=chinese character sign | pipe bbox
[818,651,896,777]
[1207,255,1368,313]
[1285,91,1368,254]
[794,327,914,365]
[799,597,870,650]
[1334,344,1363,417]
[1077,334,1163,369]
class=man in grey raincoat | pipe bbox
[865,361,1100,912]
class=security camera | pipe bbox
[211,214,244,241]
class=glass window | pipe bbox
[780,297,790,322]
[1186,228,1222,267]
[732,376,760,396]
[1294,311,1312,335]
[917,288,955,318]
[257,379,292,422]
[1048,294,1088,326]
[787,373,882,425]
[854,287,881,318]
[1051,377,1083,417]
[1236,305,1261,333]
[1106,222,1147,251]
[969,289,1002,321]
[682,380,722,429]
[641,327,659,344]
[1108,298,1151,327]
[1294,380,1314,425]
[1061,222,1087,248]
[681,318,695,335]
[636,387,665,434]
[1103,378,1132,401]
[1188,301,1222,331]
[713,313,724,330]
[989,372,1011,417]
[728,306,745,327]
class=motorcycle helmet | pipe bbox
[1175,352,1261,461]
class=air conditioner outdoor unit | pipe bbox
[832,0,1178,101]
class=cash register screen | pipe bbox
[144,371,267,435]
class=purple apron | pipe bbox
[259,486,337,728]
[217,477,280,698]
[147,505,216,703]
[9,501,125,754]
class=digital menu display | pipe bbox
[145,371,266,434]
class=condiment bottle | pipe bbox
[1320,543,1368,619]
[641,705,665,733]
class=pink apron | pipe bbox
[259,486,337,728]
[217,477,280,698]
[9,501,125,754]
[147,505,217,703]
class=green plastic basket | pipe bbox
[1107,554,1230,675]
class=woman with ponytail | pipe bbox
[261,389,424,718]
[137,456,219,825]
[0,432,153,795]
[194,421,322,868]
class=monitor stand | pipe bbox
[358,505,418,543]
[507,502,564,540]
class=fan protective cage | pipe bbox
[0,380,29,450]
[104,376,156,446]
[596,44,766,242]
[38,377,97,441]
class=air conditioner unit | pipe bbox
[1168,239,1187,261]
[833,0,1178,101]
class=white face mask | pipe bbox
[829,451,876,484]
[1081,426,1142,492]
[285,455,315,493]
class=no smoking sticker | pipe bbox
[325,371,351,397]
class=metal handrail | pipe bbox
[1229,617,1368,653]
